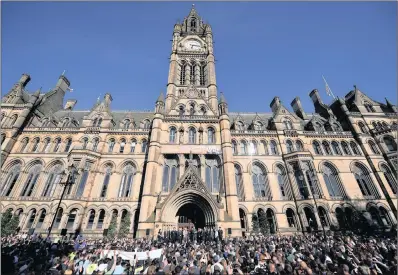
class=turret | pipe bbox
[218,92,228,116]
[155,92,165,114]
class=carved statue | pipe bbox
[199,131,203,144]
[179,131,184,144]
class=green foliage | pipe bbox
[107,213,118,239]
[118,212,131,238]
[258,210,270,235]
[1,209,20,237]
[251,214,260,234]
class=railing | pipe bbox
[303,131,352,137]
[165,115,219,120]
[230,130,277,135]
[253,196,273,201]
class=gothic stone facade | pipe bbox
[1,6,397,238]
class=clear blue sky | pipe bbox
[2,2,396,113]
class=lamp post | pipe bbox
[47,163,78,239]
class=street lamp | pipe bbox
[47,163,78,239]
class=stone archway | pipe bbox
[160,191,217,229]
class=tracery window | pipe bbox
[162,158,178,192]
[205,158,221,193]
[341,141,352,155]
[270,140,278,155]
[353,163,380,199]
[312,141,322,155]
[100,166,112,198]
[286,140,294,153]
[20,164,42,197]
[169,127,177,143]
[331,141,342,155]
[1,163,21,196]
[42,164,63,197]
[251,163,271,199]
[118,164,135,197]
[322,162,346,199]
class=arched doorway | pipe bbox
[303,207,318,231]
[177,203,206,229]
[239,209,248,231]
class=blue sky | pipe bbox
[2,2,396,113]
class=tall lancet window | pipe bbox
[20,164,42,197]
[200,63,206,85]
[180,61,187,85]
[162,158,179,192]
[118,164,135,197]
[205,157,221,193]
[190,17,197,32]
[42,164,63,197]
[190,63,196,83]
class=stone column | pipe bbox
[195,63,200,86]
[19,213,28,229]
[179,154,186,179]
[185,65,190,85]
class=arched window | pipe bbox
[20,137,29,153]
[9,115,18,127]
[276,165,290,200]
[53,138,61,152]
[283,120,293,130]
[92,118,98,126]
[130,139,137,153]
[322,163,346,199]
[188,128,196,144]
[26,209,37,229]
[232,140,238,155]
[162,158,178,192]
[54,208,63,229]
[341,141,351,155]
[294,169,310,199]
[286,209,297,228]
[350,141,361,155]
[368,141,380,154]
[87,210,96,229]
[296,140,304,151]
[124,120,130,130]
[380,164,397,194]
[141,139,148,153]
[76,163,90,197]
[108,138,115,153]
[100,166,112,197]
[314,122,323,132]
[261,140,269,155]
[251,163,271,199]
[42,164,63,197]
[379,207,392,226]
[66,209,78,229]
[368,207,383,226]
[169,127,177,143]
[331,141,342,155]
[383,136,397,152]
[96,118,103,127]
[322,141,332,155]
[208,128,215,144]
[372,121,379,130]
[118,164,135,197]
[318,207,329,226]
[382,121,389,129]
[270,140,278,155]
[312,141,322,155]
[143,120,151,129]
[358,122,367,133]
[189,103,195,116]
[180,61,186,85]
[364,103,375,113]
[97,209,105,229]
[240,141,247,155]
[178,106,185,117]
[1,163,21,196]
[235,165,244,200]
[190,18,197,31]
[249,141,258,155]
[236,121,244,131]
[92,138,99,152]
[119,138,126,153]
[20,164,42,197]
[205,157,220,193]
[62,118,70,127]
[36,209,46,229]
[31,138,40,152]
[42,138,51,153]
[82,138,89,150]
[64,138,72,152]
[352,163,380,199]
[286,140,294,153]
[200,106,207,115]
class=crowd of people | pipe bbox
[1,226,397,275]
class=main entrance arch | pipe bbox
[160,191,218,229]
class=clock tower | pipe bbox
[165,4,218,115]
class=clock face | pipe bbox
[184,40,202,51]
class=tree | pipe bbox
[258,210,270,235]
[251,213,260,234]
[118,212,131,238]
[107,213,118,239]
[1,209,20,237]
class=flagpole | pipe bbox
[322,75,336,99]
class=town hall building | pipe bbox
[1,6,397,238]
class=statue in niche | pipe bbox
[179,130,184,144]
[199,131,203,144]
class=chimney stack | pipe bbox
[309,89,323,105]
[291,97,306,119]
[270,96,282,113]
[19,74,31,88]
[55,75,71,93]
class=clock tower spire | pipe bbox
[165,5,218,114]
